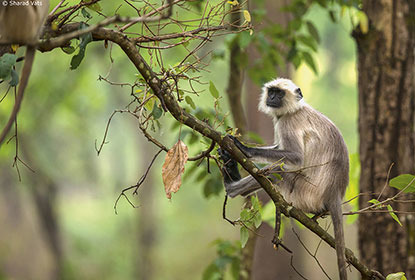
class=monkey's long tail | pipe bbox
[329,197,347,280]
[0,46,35,147]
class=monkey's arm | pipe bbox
[218,147,283,197]
[230,135,303,165]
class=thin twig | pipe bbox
[377,163,394,201]
[114,148,163,213]
[188,140,215,161]
[292,228,332,280]
[222,195,236,225]
[290,255,309,280]
[49,0,66,16]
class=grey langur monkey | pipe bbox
[219,78,349,280]
[0,0,49,146]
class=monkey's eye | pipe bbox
[268,87,285,98]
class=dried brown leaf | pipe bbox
[162,140,188,199]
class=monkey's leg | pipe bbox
[225,176,262,197]
[218,148,241,183]
[218,146,281,197]
[218,147,262,197]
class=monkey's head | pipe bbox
[258,78,304,117]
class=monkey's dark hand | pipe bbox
[218,148,241,184]
[228,135,251,158]
[218,147,232,163]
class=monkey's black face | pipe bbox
[266,87,285,108]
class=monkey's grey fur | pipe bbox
[0,0,49,146]
[221,78,349,280]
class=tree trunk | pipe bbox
[355,0,415,277]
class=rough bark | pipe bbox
[355,0,415,277]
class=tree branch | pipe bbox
[83,27,382,280]
[35,23,383,280]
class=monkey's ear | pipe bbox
[295,88,303,99]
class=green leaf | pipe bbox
[389,174,415,193]
[81,8,92,19]
[287,46,297,62]
[151,102,163,119]
[243,10,251,22]
[240,209,250,221]
[0,53,17,79]
[357,11,369,34]
[239,31,252,49]
[329,10,337,22]
[61,46,76,54]
[271,172,283,181]
[214,256,233,269]
[202,263,222,280]
[253,212,262,228]
[79,25,93,49]
[209,81,219,98]
[288,18,302,31]
[144,96,155,112]
[70,49,86,70]
[302,52,318,74]
[260,201,275,227]
[70,22,92,70]
[386,272,406,280]
[346,153,360,224]
[292,54,301,69]
[251,196,261,211]
[368,199,380,205]
[185,96,196,109]
[387,205,402,227]
[230,257,240,279]
[240,227,249,248]
[297,35,318,52]
[9,69,19,86]
[306,21,320,43]
[315,0,327,8]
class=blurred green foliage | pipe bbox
[0,0,361,279]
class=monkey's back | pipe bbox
[276,104,349,213]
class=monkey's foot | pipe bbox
[271,236,292,254]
